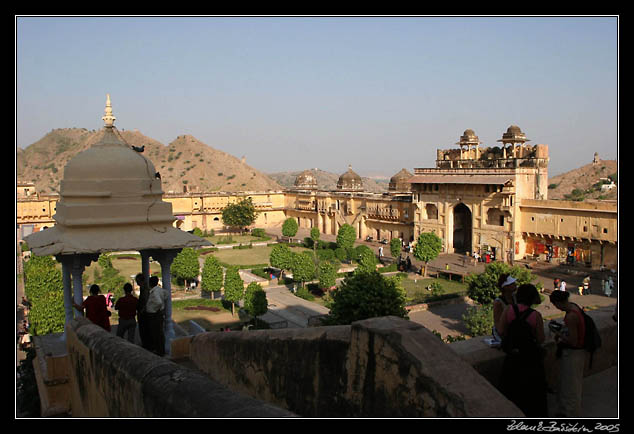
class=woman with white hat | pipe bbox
[492,274,518,342]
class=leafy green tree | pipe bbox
[171,248,199,289]
[336,223,356,251]
[282,217,299,238]
[222,198,258,233]
[325,270,408,325]
[390,238,402,258]
[24,255,65,336]
[93,253,127,298]
[223,266,244,316]
[412,232,443,277]
[465,262,539,305]
[290,251,316,288]
[355,247,378,274]
[244,282,268,325]
[201,255,223,298]
[310,227,320,256]
[318,261,338,290]
[269,243,293,280]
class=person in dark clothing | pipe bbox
[496,283,548,417]
[145,275,167,356]
[73,284,111,332]
[115,283,139,343]
[135,273,152,350]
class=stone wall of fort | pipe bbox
[55,309,616,417]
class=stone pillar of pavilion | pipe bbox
[25,95,211,355]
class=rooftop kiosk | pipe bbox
[25,95,211,355]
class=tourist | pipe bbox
[549,290,586,417]
[560,280,567,292]
[406,255,412,272]
[492,274,517,343]
[73,284,111,332]
[553,278,561,292]
[115,283,139,343]
[135,273,151,350]
[582,275,591,296]
[145,276,167,356]
[378,246,383,258]
[497,284,547,417]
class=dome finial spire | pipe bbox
[102,93,116,128]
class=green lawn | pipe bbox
[207,245,311,268]
[400,275,468,304]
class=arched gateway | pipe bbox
[452,203,472,254]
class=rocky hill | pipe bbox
[547,158,617,201]
[268,169,389,193]
[16,128,283,194]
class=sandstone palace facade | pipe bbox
[17,126,618,270]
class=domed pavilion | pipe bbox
[24,95,211,354]
[336,165,363,192]
[388,168,413,193]
[293,169,318,190]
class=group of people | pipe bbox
[553,275,615,297]
[492,274,591,418]
[72,273,169,356]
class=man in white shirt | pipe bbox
[146,276,167,356]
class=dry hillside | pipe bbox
[547,159,617,201]
[16,128,282,194]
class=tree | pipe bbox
[201,255,223,299]
[93,253,126,298]
[355,246,378,274]
[222,198,258,233]
[282,217,299,238]
[336,224,356,251]
[318,261,337,290]
[244,282,268,326]
[223,266,244,316]
[290,251,316,288]
[390,238,402,258]
[23,255,65,336]
[325,270,408,325]
[269,244,293,280]
[171,248,200,290]
[310,227,320,257]
[412,231,442,277]
[465,262,538,305]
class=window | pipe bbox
[603,228,608,234]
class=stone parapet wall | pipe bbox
[65,317,296,417]
[188,316,523,417]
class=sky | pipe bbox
[16,16,618,178]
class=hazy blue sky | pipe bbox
[16,16,618,177]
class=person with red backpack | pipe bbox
[549,290,587,417]
[496,284,547,417]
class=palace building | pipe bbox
[17,123,617,270]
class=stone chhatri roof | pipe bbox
[336,165,363,191]
[25,95,211,257]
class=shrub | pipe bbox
[324,270,408,325]
[462,304,494,337]
[251,228,266,238]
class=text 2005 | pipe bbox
[594,424,619,433]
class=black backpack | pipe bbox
[501,304,539,356]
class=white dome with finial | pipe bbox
[24,95,211,256]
